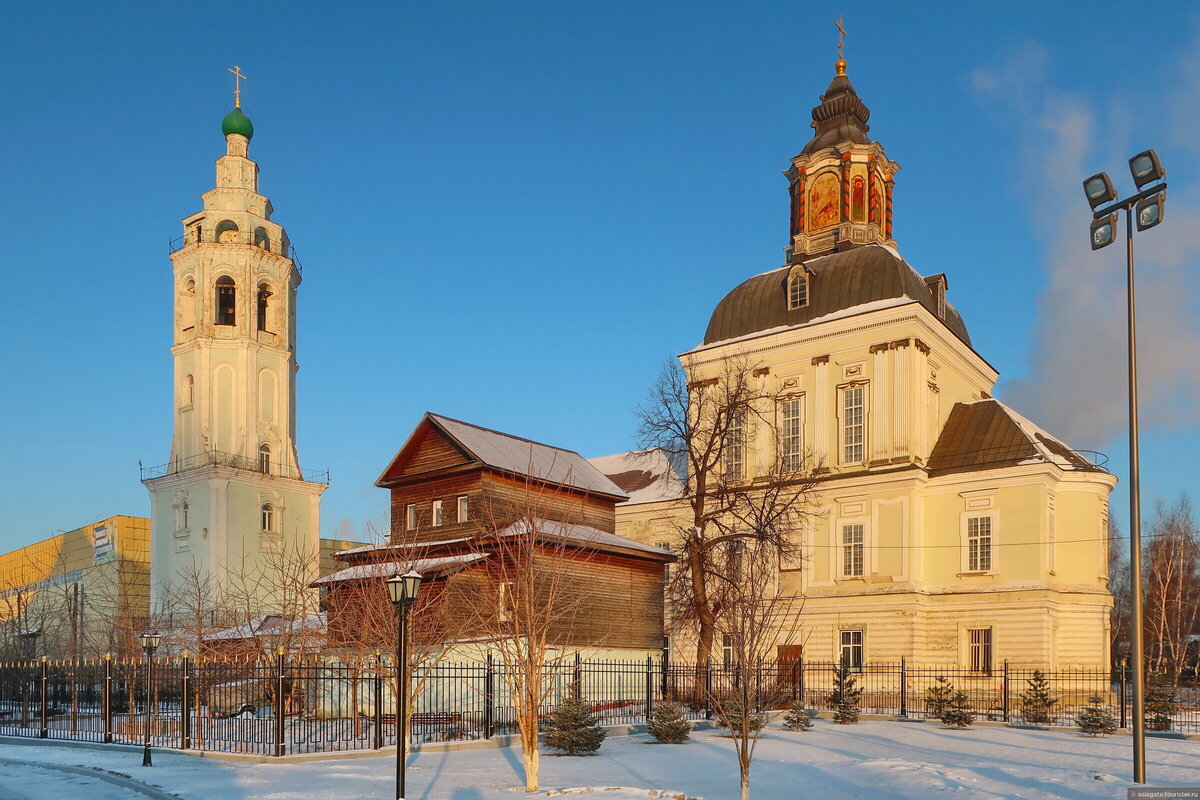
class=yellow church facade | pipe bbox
[599,58,1115,671]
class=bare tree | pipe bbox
[636,357,816,664]
[1107,517,1131,666]
[445,477,605,793]
[706,538,804,800]
[1144,496,1200,679]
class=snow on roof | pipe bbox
[686,296,918,353]
[312,554,487,587]
[496,518,674,559]
[587,449,685,505]
[425,414,629,500]
[204,613,328,642]
[333,537,474,557]
[990,399,1088,469]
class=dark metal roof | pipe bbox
[927,399,1104,476]
[801,73,872,156]
[701,244,971,347]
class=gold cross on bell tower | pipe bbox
[228,65,247,108]
[835,16,848,75]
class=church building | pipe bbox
[598,51,1117,671]
[142,92,328,615]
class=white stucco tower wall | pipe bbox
[143,108,326,616]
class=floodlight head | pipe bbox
[1129,149,1165,189]
[1091,213,1118,250]
[1135,192,1165,231]
[1083,172,1117,210]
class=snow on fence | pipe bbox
[0,656,1195,755]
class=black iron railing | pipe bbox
[0,656,1194,756]
[140,450,329,484]
[168,232,302,276]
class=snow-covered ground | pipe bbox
[1,719,1197,800]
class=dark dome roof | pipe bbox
[801,73,871,156]
[701,245,971,347]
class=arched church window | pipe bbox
[259,443,271,474]
[179,279,197,332]
[257,284,272,332]
[215,276,236,326]
[216,220,240,243]
[254,227,271,252]
[852,177,866,222]
[177,500,189,532]
[261,503,274,532]
[182,374,194,407]
[788,273,809,310]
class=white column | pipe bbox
[812,358,830,468]
[870,347,890,463]
[893,342,910,459]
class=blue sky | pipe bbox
[0,1,1196,550]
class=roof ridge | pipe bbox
[427,412,584,459]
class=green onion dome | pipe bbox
[221,108,254,140]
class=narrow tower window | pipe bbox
[254,227,271,252]
[258,443,271,473]
[215,276,236,326]
[261,503,274,532]
[182,374,194,407]
[724,410,745,481]
[841,384,866,464]
[216,219,239,243]
[177,500,189,532]
[257,284,272,332]
[779,397,803,472]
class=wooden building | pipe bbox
[314,413,674,658]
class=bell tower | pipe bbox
[143,73,326,617]
[784,32,900,262]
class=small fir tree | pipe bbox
[716,694,766,734]
[647,700,691,743]
[1020,670,1058,724]
[925,676,955,720]
[781,700,814,731]
[829,666,862,725]
[1145,674,1177,732]
[940,690,975,729]
[1076,693,1118,736]
[541,688,606,755]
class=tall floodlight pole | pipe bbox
[387,570,424,800]
[138,631,161,767]
[1083,149,1167,785]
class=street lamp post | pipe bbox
[387,570,423,800]
[1083,149,1167,785]
[138,631,161,767]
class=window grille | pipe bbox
[839,629,863,670]
[842,385,865,464]
[780,398,803,472]
[969,628,993,673]
[968,516,992,572]
[842,523,865,577]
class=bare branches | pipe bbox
[1143,496,1200,679]
[636,356,817,665]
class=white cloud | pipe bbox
[973,41,1200,450]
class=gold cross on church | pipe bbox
[835,15,847,60]
[228,65,247,108]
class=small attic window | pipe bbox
[788,273,809,310]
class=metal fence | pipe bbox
[0,657,1195,756]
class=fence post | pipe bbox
[1002,660,1010,722]
[373,652,383,750]
[273,648,286,758]
[1119,658,1128,729]
[645,656,654,721]
[38,657,48,738]
[798,657,806,708]
[838,657,847,699]
[484,653,495,739]
[573,652,582,697]
[181,651,192,750]
[899,658,907,717]
[704,658,712,720]
[103,654,113,743]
